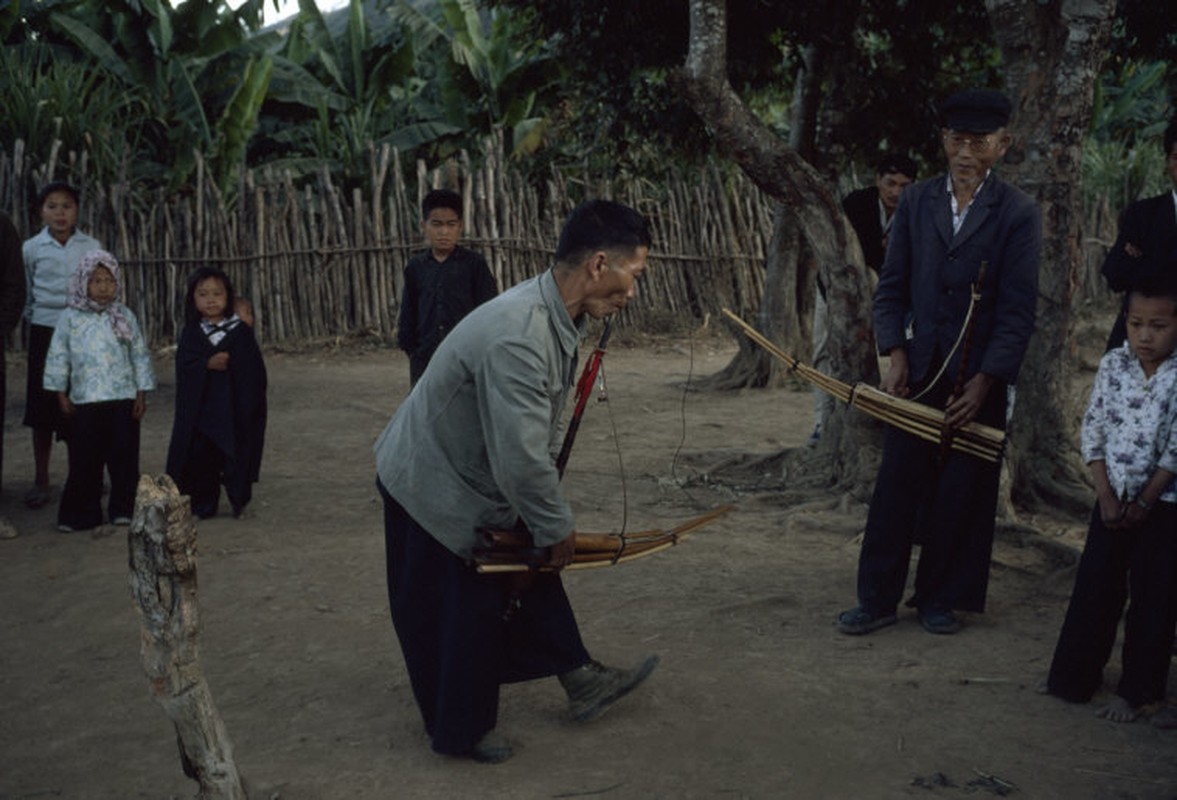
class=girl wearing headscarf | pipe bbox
[43,249,154,531]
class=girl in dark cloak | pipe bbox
[166,267,267,519]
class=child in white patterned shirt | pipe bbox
[43,250,155,532]
[1044,277,1177,727]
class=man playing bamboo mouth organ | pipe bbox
[837,88,1042,637]
[374,199,658,764]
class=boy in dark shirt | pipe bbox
[396,189,498,384]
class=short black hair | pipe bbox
[1164,118,1177,156]
[554,199,652,266]
[183,266,236,325]
[1126,273,1177,311]
[35,181,80,209]
[876,153,917,181]
[422,188,462,220]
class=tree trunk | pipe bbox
[128,474,248,799]
[984,0,1116,516]
[677,0,880,493]
[702,201,805,389]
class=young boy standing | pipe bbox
[396,189,497,385]
[1045,277,1177,725]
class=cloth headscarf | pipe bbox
[70,249,134,341]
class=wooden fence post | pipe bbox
[128,474,248,800]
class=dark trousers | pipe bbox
[379,480,589,755]
[856,381,1004,615]
[58,400,139,529]
[0,345,6,493]
[1047,502,1177,707]
[177,432,252,517]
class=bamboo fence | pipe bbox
[0,138,774,348]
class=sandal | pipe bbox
[24,487,51,509]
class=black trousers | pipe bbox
[22,324,66,437]
[379,480,589,755]
[58,400,140,529]
[856,380,1005,615]
[1047,502,1177,707]
[177,432,252,517]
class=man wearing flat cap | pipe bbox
[838,88,1041,636]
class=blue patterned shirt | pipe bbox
[43,304,156,404]
[1081,342,1177,502]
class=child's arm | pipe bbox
[234,297,254,326]
[56,391,74,419]
[1122,467,1176,527]
[132,390,146,421]
[1089,460,1126,529]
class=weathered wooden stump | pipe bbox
[128,474,247,799]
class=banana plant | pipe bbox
[393,0,561,157]
[43,0,275,190]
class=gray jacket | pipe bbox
[374,268,581,558]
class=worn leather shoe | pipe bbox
[837,605,897,635]
[919,607,961,635]
[559,655,659,723]
[469,730,513,764]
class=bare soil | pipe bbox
[1,334,1175,800]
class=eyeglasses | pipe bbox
[943,132,997,153]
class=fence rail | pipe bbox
[2,137,1117,350]
[2,139,774,348]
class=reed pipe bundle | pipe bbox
[722,308,1004,462]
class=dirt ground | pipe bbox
[1,332,1175,800]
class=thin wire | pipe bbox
[669,324,709,509]
[598,362,629,535]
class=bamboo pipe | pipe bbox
[721,308,1004,462]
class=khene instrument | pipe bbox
[722,308,1005,462]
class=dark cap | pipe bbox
[940,89,1011,133]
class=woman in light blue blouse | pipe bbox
[21,182,102,509]
[43,250,154,531]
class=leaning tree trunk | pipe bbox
[703,201,806,389]
[985,0,1116,516]
[702,40,826,391]
[128,474,248,799]
[677,0,881,494]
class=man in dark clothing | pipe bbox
[0,213,26,538]
[842,153,919,274]
[1100,118,1177,350]
[837,88,1041,637]
[396,189,497,385]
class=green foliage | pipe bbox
[0,40,154,201]
[1083,60,1172,214]
[485,0,1002,180]
[254,0,418,186]
[3,0,274,194]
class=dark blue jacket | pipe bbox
[874,172,1041,388]
[1100,192,1177,292]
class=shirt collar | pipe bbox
[538,269,583,356]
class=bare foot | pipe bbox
[1151,705,1177,730]
[1095,695,1139,723]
